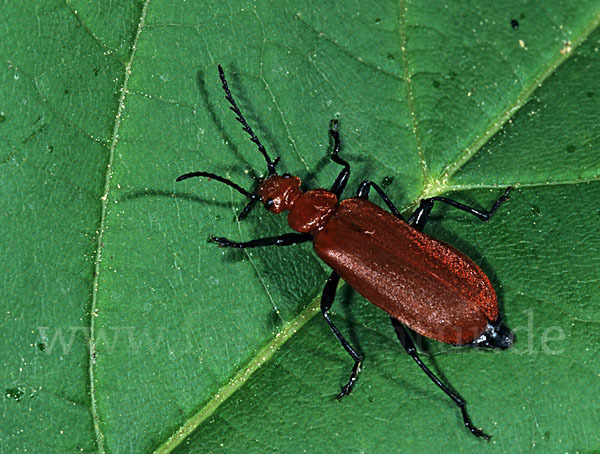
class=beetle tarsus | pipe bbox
[485,186,512,220]
[336,359,362,399]
[209,236,231,247]
[461,407,491,440]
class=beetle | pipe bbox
[177,65,513,439]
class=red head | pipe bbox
[258,174,302,213]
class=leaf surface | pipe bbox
[1,1,599,452]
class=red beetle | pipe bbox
[177,66,513,439]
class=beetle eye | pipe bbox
[282,173,291,178]
[264,198,274,210]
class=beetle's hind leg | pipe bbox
[390,317,490,440]
[408,187,511,232]
[320,270,363,399]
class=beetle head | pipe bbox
[257,173,302,214]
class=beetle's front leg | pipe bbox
[211,232,312,248]
[329,120,351,198]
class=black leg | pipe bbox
[320,270,363,399]
[356,180,404,220]
[211,232,311,248]
[329,120,351,198]
[408,187,511,232]
[390,317,490,440]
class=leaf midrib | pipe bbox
[425,12,600,199]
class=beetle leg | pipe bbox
[320,270,363,399]
[329,120,351,198]
[408,187,511,232]
[390,317,490,440]
[356,180,404,220]
[210,232,312,248]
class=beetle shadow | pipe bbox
[337,285,364,356]
[303,149,329,190]
[120,188,238,213]
[138,69,283,220]
[301,120,343,190]
[299,120,389,194]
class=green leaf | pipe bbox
[1,1,599,452]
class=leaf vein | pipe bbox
[88,1,151,452]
